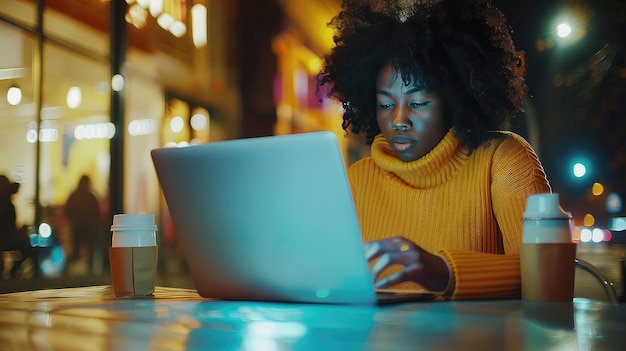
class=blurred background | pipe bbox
[0,0,624,297]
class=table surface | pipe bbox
[0,286,624,351]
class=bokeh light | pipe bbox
[591,182,604,196]
[583,213,595,227]
[38,223,52,238]
[170,116,184,133]
[111,74,125,92]
[591,228,604,243]
[7,86,22,105]
[556,23,572,38]
[66,86,81,109]
[572,162,586,178]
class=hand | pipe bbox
[364,236,450,292]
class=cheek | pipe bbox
[376,113,391,129]
[422,109,449,134]
[413,122,426,133]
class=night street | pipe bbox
[575,242,625,302]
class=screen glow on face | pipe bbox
[375,65,450,162]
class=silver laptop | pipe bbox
[151,131,436,304]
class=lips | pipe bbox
[390,135,418,152]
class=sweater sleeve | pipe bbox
[491,133,552,253]
[439,250,521,299]
[440,134,551,300]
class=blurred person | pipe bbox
[65,175,100,274]
[0,175,32,279]
[317,0,551,299]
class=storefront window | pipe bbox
[1,0,238,287]
[0,23,37,279]
[0,23,36,224]
[124,74,163,217]
[40,42,110,276]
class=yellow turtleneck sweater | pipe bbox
[348,130,551,299]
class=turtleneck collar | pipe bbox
[370,129,469,188]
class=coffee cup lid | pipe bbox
[522,193,572,220]
[111,213,158,232]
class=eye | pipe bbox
[409,101,429,109]
[377,101,393,110]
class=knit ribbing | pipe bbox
[349,130,551,299]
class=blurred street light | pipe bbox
[556,23,572,38]
[573,162,587,178]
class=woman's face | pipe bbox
[375,64,451,162]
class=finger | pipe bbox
[364,237,408,261]
[374,269,408,289]
[364,241,382,261]
[374,263,420,289]
[364,240,394,261]
[371,252,411,280]
[370,252,391,279]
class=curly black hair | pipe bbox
[317,0,527,152]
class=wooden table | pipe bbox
[0,286,624,350]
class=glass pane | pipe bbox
[124,74,163,217]
[0,23,37,280]
[0,0,37,28]
[41,42,110,277]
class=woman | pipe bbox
[317,0,551,299]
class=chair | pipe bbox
[575,258,620,304]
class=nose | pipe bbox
[391,106,411,131]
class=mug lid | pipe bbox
[523,193,572,220]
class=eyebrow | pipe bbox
[376,85,424,96]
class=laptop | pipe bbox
[151,131,438,304]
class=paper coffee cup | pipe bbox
[521,193,576,302]
[109,246,158,296]
[109,214,158,297]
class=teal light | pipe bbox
[315,289,330,298]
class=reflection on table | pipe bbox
[0,286,624,350]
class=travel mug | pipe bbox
[520,193,577,302]
[109,214,158,297]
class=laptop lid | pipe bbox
[151,132,378,304]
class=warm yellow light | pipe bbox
[66,86,81,109]
[583,213,595,227]
[192,4,208,48]
[125,3,148,29]
[149,0,163,17]
[112,74,125,92]
[157,13,174,29]
[7,86,22,105]
[170,116,184,133]
[170,21,187,37]
[128,119,157,136]
[190,113,207,131]
[591,182,604,196]
[74,123,116,140]
[135,0,150,8]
